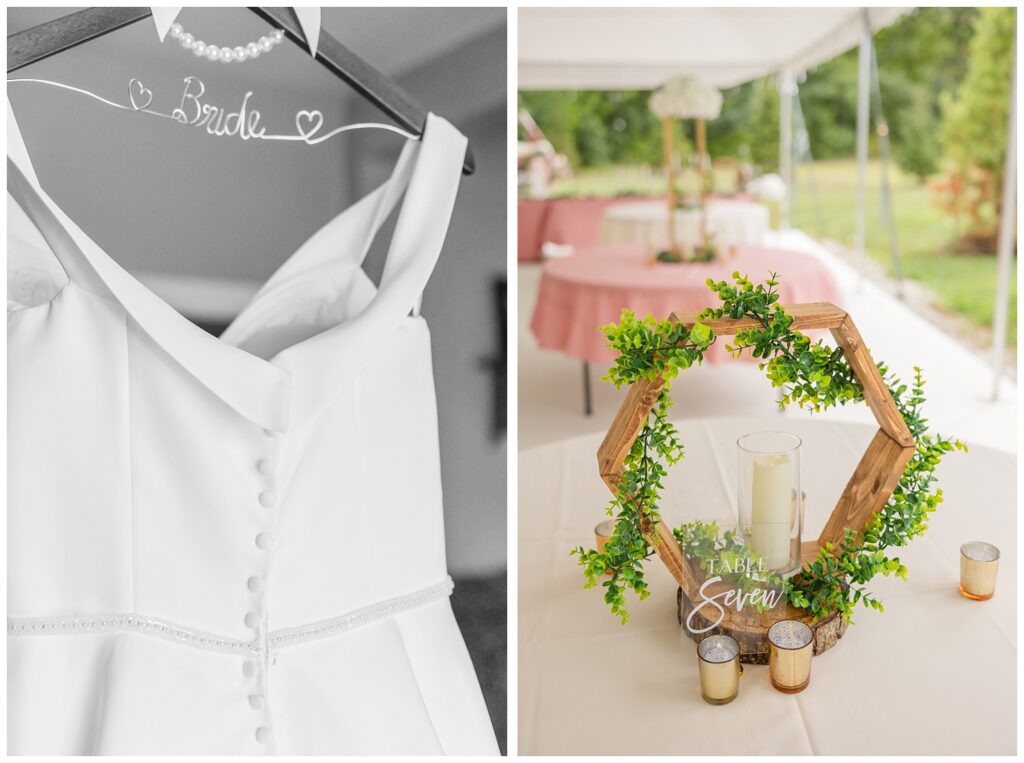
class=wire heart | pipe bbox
[128,79,153,111]
[295,109,324,141]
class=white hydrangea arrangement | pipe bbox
[748,173,787,202]
[648,77,722,120]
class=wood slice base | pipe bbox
[676,586,847,664]
[675,542,848,664]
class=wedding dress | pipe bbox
[7,98,499,755]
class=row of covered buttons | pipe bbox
[246,430,279,745]
[249,455,275,625]
[242,659,272,744]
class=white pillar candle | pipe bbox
[750,453,794,570]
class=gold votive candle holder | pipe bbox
[595,520,615,575]
[696,634,742,705]
[960,541,1000,601]
[767,620,813,694]
[594,520,614,553]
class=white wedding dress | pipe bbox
[7,99,499,755]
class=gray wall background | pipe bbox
[8,7,507,576]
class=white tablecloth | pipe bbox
[519,417,1016,755]
[600,199,770,250]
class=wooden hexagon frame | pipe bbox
[596,303,916,662]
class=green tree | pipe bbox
[519,89,688,169]
[876,7,979,180]
[518,91,581,166]
[574,110,610,166]
[894,87,943,182]
[939,7,1015,243]
[702,79,779,171]
[745,78,781,170]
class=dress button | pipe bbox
[247,576,264,593]
[249,694,265,711]
[257,458,276,476]
[258,491,277,508]
[255,533,274,550]
[255,727,273,744]
[244,612,261,629]
[242,660,258,678]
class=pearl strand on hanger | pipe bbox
[168,22,286,63]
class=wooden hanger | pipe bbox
[6,6,476,175]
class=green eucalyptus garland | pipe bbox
[571,272,966,624]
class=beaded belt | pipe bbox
[8,576,454,657]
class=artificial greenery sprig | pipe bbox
[571,313,714,622]
[572,272,966,624]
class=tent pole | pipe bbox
[854,26,872,288]
[696,117,708,247]
[795,88,826,238]
[662,116,678,254]
[779,68,795,230]
[990,40,1017,401]
[870,45,903,298]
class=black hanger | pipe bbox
[6,6,475,175]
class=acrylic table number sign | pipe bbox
[738,432,802,574]
[676,519,789,671]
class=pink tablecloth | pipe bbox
[518,199,552,263]
[530,243,842,364]
[519,195,757,262]
[518,197,657,262]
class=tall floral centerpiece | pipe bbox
[649,77,722,258]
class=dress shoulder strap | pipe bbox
[274,113,468,425]
[7,99,112,299]
[7,100,39,188]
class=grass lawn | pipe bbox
[545,160,1016,348]
[546,165,666,199]
[790,158,1015,349]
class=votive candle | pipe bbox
[595,520,615,575]
[750,453,794,569]
[594,520,614,553]
[768,620,813,694]
[697,634,742,705]
[960,541,1000,601]
[738,432,802,574]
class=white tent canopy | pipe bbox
[519,7,905,90]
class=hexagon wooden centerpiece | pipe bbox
[596,303,916,663]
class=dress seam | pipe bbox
[7,576,455,658]
[393,608,447,755]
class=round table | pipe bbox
[518,417,1016,755]
[530,242,840,364]
[601,198,770,250]
[518,196,658,262]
